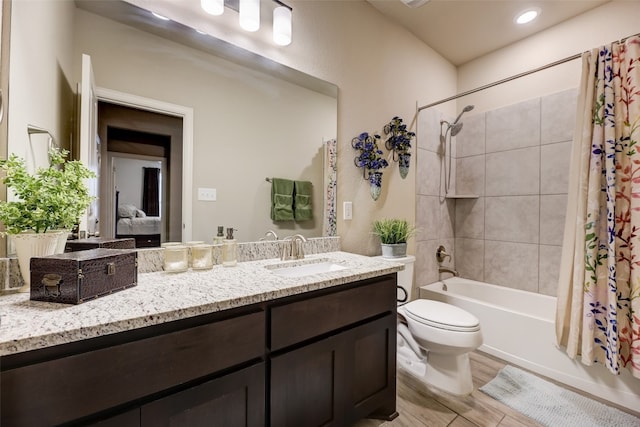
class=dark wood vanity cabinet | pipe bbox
[0,273,397,426]
[271,314,396,426]
[270,275,398,426]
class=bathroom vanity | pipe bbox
[0,252,401,426]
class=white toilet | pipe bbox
[383,255,483,396]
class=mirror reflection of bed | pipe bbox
[114,156,165,248]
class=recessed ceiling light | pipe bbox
[151,12,170,21]
[515,8,541,25]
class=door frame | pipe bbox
[95,87,193,242]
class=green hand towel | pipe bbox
[294,180,313,221]
[271,178,294,221]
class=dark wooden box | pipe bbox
[30,249,138,304]
[65,237,135,252]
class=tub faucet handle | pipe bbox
[436,245,451,263]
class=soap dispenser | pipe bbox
[222,227,237,267]
[213,226,225,245]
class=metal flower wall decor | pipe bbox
[352,116,414,200]
[352,132,388,201]
[384,116,415,179]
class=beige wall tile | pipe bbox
[484,241,539,292]
[455,113,486,158]
[541,141,572,194]
[455,238,484,282]
[540,194,567,245]
[455,197,485,239]
[456,155,485,196]
[539,245,562,296]
[485,196,539,244]
[486,147,540,196]
[541,88,577,145]
[486,98,540,153]
[417,149,442,196]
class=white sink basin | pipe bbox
[266,259,348,278]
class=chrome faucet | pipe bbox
[280,234,307,260]
[438,266,459,277]
[260,230,279,241]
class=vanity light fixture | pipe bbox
[201,0,224,16]
[273,1,292,46]
[198,0,293,45]
[515,7,540,25]
[239,0,260,32]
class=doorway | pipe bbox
[97,101,183,245]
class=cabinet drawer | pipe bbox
[1,310,265,427]
[271,275,395,351]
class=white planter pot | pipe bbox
[381,243,407,258]
[12,231,65,293]
[48,229,70,254]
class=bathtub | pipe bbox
[420,278,640,412]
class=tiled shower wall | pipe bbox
[416,89,576,297]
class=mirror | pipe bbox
[6,0,337,245]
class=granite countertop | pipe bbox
[0,251,403,357]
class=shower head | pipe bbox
[450,122,464,137]
[452,105,474,126]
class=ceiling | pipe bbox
[366,0,609,66]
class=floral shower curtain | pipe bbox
[557,35,640,378]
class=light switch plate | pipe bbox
[343,201,353,220]
[198,187,217,201]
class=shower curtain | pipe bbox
[557,35,640,378]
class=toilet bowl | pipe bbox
[379,255,483,396]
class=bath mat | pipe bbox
[479,365,640,427]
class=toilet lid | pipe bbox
[403,300,480,332]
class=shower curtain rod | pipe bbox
[417,31,640,112]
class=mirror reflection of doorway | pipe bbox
[97,101,183,246]
[111,155,166,247]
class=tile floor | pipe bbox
[355,351,640,427]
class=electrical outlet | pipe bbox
[343,201,353,220]
[198,187,217,201]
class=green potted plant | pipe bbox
[372,218,416,258]
[0,148,95,292]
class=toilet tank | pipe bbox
[375,255,415,303]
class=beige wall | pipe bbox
[281,1,456,255]
[457,1,640,113]
[7,0,75,172]
[137,0,457,254]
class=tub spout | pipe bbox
[438,266,458,277]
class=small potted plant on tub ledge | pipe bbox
[372,218,416,258]
[0,148,95,292]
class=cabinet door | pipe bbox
[270,314,396,427]
[348,314,397,422]
[141,363,265,427]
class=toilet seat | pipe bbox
[403,300,480,332]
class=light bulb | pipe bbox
[515,8,540,25]
[201,0,224,16]
[239,0,260,32]
[273,6,292,46]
